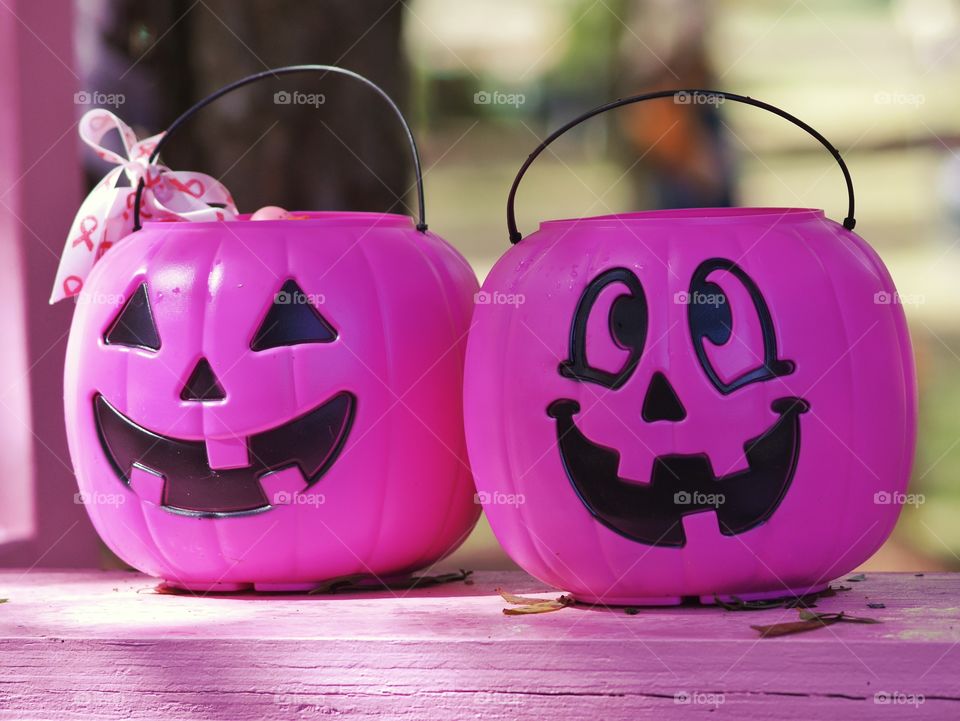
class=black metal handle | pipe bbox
[133,64,427,232]
[506,89,856,243]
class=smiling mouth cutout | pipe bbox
[94,392,355,516]
[547,397,808,547]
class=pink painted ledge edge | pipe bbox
[1,571,959,720]
[0,569,956,644]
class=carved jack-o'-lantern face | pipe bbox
[61,64,484,591]
[65,214,481,590]
[466,91,917,604]
[547,259,808,547]
[94,279,354,516]
[464,208,916,604]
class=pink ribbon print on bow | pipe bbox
[50,109,239,303]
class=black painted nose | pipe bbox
[641,371,686,422]
[181,357,226,401]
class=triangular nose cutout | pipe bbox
[180,357,226,401]
[641,371,686,422]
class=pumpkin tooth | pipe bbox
[128,465,164,506]
[614,447,656,487]
[704,442,751,478]
[204,435,250,470]
[259,466,309,506]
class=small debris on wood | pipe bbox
[151,570,476,596]
[867,602,886,609]
[309,569,473,595]
[797,609,880,624]
[846,573,866,582]
[307,574,369,594]
[714,586,836,611]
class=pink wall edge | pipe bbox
[0,0,102,566]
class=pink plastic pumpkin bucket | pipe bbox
[464,90,917,605]
[64,66,480,591]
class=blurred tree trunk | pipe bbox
[88,0,412,215]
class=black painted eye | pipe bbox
[688,259,793,394]
[559,268,647,389]
[688,279,731,346]
[251,279,337,351]
[103,283,161,351]
[610,292,648,351]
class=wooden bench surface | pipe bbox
[0,570,958,719]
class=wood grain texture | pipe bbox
[0,570,958,719]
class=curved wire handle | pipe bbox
[133,64,427,232]
[506,89,856,243]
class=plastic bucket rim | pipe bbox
[140,210,416,230]
[539,207,827,229]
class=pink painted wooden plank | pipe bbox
[0,0,39,549]
[0,0,102,565]
[0,570,958,719]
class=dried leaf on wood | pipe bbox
[752,609,880,637]
[499,588,574,615]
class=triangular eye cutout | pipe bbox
[180,357,226,401]
[104,283,161,351]
[251,279,337,351]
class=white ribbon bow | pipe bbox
[50,109,239,303]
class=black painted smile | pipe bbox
[547,397,808,547]
[94,392,355,516]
